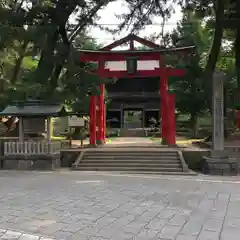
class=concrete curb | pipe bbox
[177,150,189,172]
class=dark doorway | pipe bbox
[106,111,121,128]
[145,110,160,127]
[123,109,143,129]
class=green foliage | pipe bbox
[22,56,38,70]
[0,0,238,121]
[0,0,114,112]
[168,11,208,118]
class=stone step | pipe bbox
[98,145,176,148]
[84,154,179,158]
[82,158,180,163]
[72,149,188,174]
[79,163,182,168]
[75,166,183,172]
[84,152,178,156]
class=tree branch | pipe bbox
[69,1,110,42]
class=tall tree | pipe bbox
[0,0,115,109]
[169,11,210,137]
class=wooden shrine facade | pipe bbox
[79,34,195,145]
[106,76,160,128]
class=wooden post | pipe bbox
[46,117,51,154]
[97,57,105,145]
[103,102,106,143]
[89,95,96,146]
[160,69,168,143]
[97,84,105,145]
[96,97,100,143]
[18,117,24,142]
[168,94,176,145]
[142,109,145,128]
[120,108,124,129]
[69,128,72,148]
[46,117,51,142]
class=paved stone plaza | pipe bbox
[0,171,240,239]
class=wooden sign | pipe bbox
[68,116,85,127]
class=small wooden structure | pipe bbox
[67,115,88,148]
[0,100,66,169]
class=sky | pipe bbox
[87,0,183,49]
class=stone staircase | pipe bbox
[72,148,190,174]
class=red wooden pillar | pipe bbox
[236,110,240,128]
[167,94,176,145]
[96,84,105,144]
[96,96,100,142]
[96,58,106,145]
[160,69,168,143]
[89,95,96,145]
[103,102,106,143]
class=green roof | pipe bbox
[0,100,66,117]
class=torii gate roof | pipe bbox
[78,34,195,56]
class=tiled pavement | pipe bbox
[0,229,52,239]
[1,171,240,239]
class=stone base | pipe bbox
[1,155,60,170]
[202,155,238,176]
[60,151,80,168]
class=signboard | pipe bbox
[104,60,160,71]
[68,116,85,127]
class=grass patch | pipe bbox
[149,137,204,145]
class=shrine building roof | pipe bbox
[0,100,66,117]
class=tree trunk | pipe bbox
[11,40,28,83]
[50,44,70,92]
[34,1,78,86]
[203,0,225,112]
[49,1,107,92]
[34,28,59,84]
[235,3,240,100]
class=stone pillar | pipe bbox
[89,96,96,146]
[212,72,224,152]
[203,71,237,175]
[18,117,24,142]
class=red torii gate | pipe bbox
[79,34,195,146]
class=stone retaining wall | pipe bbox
[1,155,60,170]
